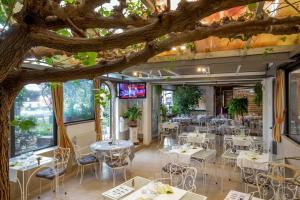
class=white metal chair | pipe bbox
[35,147,71,198]
[103,147,131,186]
[74,144,99,184]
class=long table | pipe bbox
[102,176,207,200]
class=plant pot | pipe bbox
[129,120,137,127]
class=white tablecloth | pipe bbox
[122,182,187,200]
[169,146,202,164]
[90,140,135,160]
[232,135,252,147]
[236,151,270,171]
[9,155,54,182]
[162,122,179,129]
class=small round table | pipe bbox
[90,140,135,160]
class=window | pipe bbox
[64,79,94,123]
[162,90,173,113]
[11,83,55,156]
[288,68,300,143]
[101,83,111,140]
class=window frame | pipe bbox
[100,82,112,139]
[284,61,300,144]
[9,86,58,158]
[63,79,95,124]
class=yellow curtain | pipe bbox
[272,70,285,143]
[51,83,73,149]
[94,79,102,141]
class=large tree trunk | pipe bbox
[0,25,32,83]
[0,80,23,200]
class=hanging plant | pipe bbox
[254,82,262,107]
[228,98,248,124]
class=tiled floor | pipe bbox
[27,138,247,200]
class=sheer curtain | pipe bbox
[51,83,73,149]
[272,70,284,143]
[94,79,102,141]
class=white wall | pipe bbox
[66,121,96,153]
[143,83,152,145]
[262,77,274,152]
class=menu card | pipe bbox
[102,185,134,200]
[225,190,251,200]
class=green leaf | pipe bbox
[56,28,72,37]
[247,3,257,11]
[63,0,76,5]
[280,36,287,42]
[44,57,53,65]
[11,117,37,132]
[74,52,97,66]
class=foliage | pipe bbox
[94,86,112,108]
[64,80,94,122]
[122,105,142,121]
[74,52,98,66]
[11,116,37,133]
[160,104,168,122]
[125,0,151,18]
[254,82,263,107]
[155,85,163,96]
[228,98,248,118]
[173,86,202,115]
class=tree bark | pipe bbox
[0,80,23,200]
[0,25,32,83]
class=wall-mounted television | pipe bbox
[117,82,146,99]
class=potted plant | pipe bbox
[122,105,142,144]
[228,97,248,125]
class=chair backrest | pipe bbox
[104,147,131,167]
[183,166,197,192]
[187,134,205,145]
[73,144,82,160]
[256,168,300,200]
[159,148,178,166]
[54,147,71,169]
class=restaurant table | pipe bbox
[179,132,216,149]
[162,122,179,129]
[172,117,192,123]
[236,150,275,171]
[9,154,56,200]
[90,140,135,161]
[102,176,207,200]
[221,149,240,191]
[169,145,202,164]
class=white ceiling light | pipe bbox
[133,71,138,76]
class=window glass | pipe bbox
[289,69,300,143]
[64,80,94,123]
[101,83,111,140]
[13,83,54,155]
[162,90,173,114]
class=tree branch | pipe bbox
[30,0,266,53]
[44,15,151,29]
[15,16,300,84]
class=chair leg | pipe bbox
[123,168,127,181]
[80,166,84,184]
[94,163,99,179]
[76,165,80,177]
[112,169,116,186]
[38,179,41,199]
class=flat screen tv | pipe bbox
[118,82,146,99]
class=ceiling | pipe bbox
[120,46,298,85]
